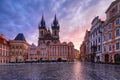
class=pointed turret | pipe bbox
[51,14,60,42]
[52,14,59,29]
[38,14,47,46]
[39,14,46,29]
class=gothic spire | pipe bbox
[52,14,59,29]
[40,14,46,28]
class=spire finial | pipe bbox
[40,13,46,28]
[54,14,57,21]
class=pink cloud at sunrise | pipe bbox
[0,0,115,50]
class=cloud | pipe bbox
[0,0,115,50]
[58,0,114,50]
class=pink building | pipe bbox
[0,34,9,64]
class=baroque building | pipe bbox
[89,16,104,62]
[102,0,120,64]
[27,43,38,62]
[0,34,9,64]
[9,33,29,63]
[80,0,120,64]
[80,30,90,62]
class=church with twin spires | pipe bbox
[28,14,75,61]
[38,15,60,46]
[6,14,75,63]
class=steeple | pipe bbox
[52,14,59,29]
[39,14,46,29]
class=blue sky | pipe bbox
[0,0,114,50]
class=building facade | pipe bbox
[80,41,86,61]
[80,30,90,62]
[9,33,29,63]
[28,15,75,62]
[74,49,80,61]
[0,34,9,64]
[48,42,74,61]
[27,43,38,62]
[84,30,90,62]
[89,16,104,62]
[102,0,120,64]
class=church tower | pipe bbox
[38,15,47,46]
[51,15,60,42]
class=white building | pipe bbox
[89,16,104,62]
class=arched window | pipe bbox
[55,31,57,36]
[41,31,43,36]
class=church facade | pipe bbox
[28,15,75,61]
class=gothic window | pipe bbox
[55,31,57,36]
[41,31,43,36]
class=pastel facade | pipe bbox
[9,33,29,63]
[28,44,38,61]
[74,49,80,60]
[80,30,90,62]
[0,34,9,64]
[37,15,75,61]
[80,41,85,61]
[48,42,74,61]
[102,0,120,64]
[89,16,104,62]
[80,0,120,64]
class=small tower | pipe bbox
[51,14,60,42]
[38,15,47,46]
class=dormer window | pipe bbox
[112,8,115,13]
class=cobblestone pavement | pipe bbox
[0,62,119,80]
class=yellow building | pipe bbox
[9,33,29,63]
[74,49,80,61]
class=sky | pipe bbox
[0,0,115,50]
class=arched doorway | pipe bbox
[57,58,62,62]
[105,54,109,63]
[114,54,120,64]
